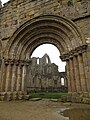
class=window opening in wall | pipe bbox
[46,57,48,64]
[61,78,65,86]
[37,59,39,64]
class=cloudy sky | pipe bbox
[2,0,9,4]
[1,0,66,72]
[31,44,66,72]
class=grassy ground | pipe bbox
[29,92,67,99]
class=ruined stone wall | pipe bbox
[0,0,90,102]
[0,0,90,46]
[28,54,67,92]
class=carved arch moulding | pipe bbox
[0,15,89,103]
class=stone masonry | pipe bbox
[0,0,90,103]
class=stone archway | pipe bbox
[0,15,89,101]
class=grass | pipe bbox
[29,92,67,99]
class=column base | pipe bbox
[0,92,7,101]
[13,91,30,100]
[67,92,90,104]
[67,92,72,102]
[0,91,31,101]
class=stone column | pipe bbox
[59,77,61,87]
[0,60,2,89]
[57,77,61,88]
[78,54,87,92]
[86,43,90,98]
[11,64,17,92]
[64,77,67,87]
[5,63,12,92]
[82,52,90,93]
[73,55,82,92]
[69,58,76,92]
[66,60,72,93]
[21,65,26,92]
[1,60,7,92]
[16,64,22,91]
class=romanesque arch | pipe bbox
[0,15,89,101]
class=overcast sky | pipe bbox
[31,44,66,72]
[2,0,9,4]
[1,0,66,72]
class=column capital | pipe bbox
[60,44,87,61]
[4,58,15,65]
[69,52,73,59]
[4,59,10,65]
[14,60,19,65]
[60,53,69,61]
[76,44,87,54]
[24,59,31,66]
[3,58,31,66]
[19,60,25,66]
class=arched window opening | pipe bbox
[61,78,65,86]
[37,58,39,64]
[46,57,48,64]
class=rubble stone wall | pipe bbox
[0,0,90,44]
[28,54,67,92]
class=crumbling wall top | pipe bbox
[0,0,90,44]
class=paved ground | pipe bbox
[0,99,90,120]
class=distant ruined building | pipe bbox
[27,54,67,92]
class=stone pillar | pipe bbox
[73,55,82,93]
[16,64,22,91]
[69,58,76,92]
[57,77,61,88]
[78,54,87,92]
[82,52,90,93]
[86,44,90,98]
[5,63,12,92]
[59,77,61,87]
[64,77,67,87]
[0,60,1,88]
[1,60,7,92]
[0,59,2,91]
[11,64,17,92]
[66,60,72,93]
[0,59,11,100]
[21,65,26,92]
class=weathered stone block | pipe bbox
[82,98,90,104]
[24,95,31,100]
[0,92,7,101]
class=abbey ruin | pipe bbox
[27,54,67,92]
[0,0,90,103]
